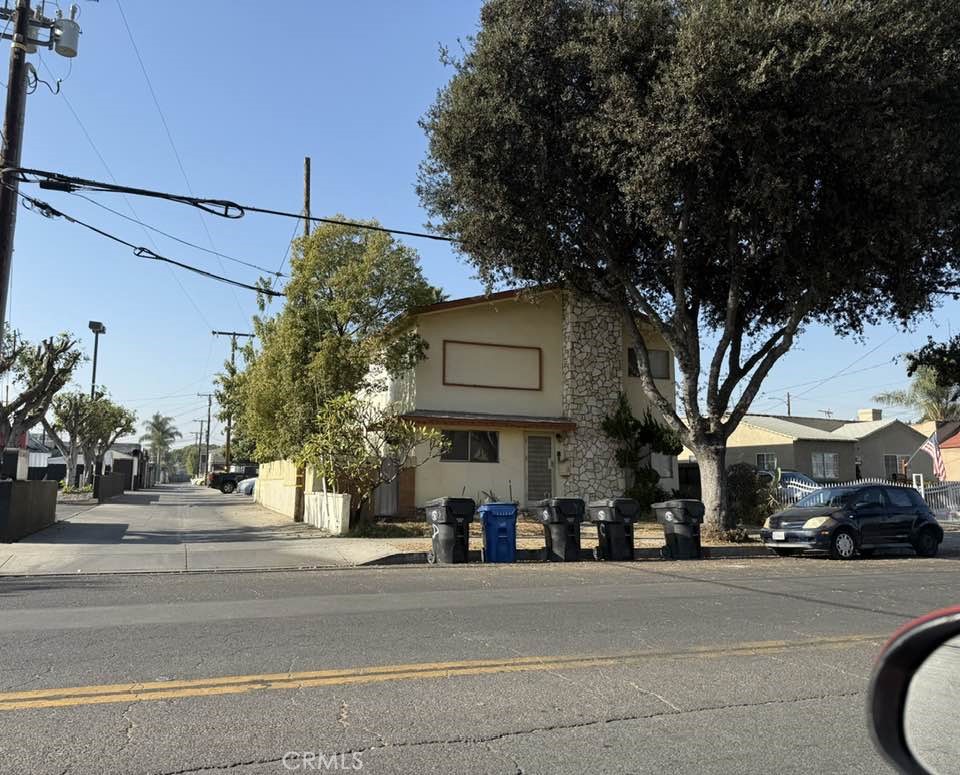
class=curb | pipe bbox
[363,544,774,566]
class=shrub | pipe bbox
[726,463,776,526]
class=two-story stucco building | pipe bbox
[382,288,677,513]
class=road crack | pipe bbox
[148,689,863,775]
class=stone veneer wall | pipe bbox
[559,293,626,502]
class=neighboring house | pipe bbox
[681,409,934,484]
[912,421,960,481]
[2,432,54,480]
[381,288,678,512]
[47,441,146,489]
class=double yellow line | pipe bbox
[0,633,882,712]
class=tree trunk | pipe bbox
[696,443,731,534]
[66,444,77,489]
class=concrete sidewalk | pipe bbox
[0,484,405,576]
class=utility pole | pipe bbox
[786,392,791,417]
[303,156,311,237]
[198,393,212,474]
[193,421,204,477]
[211,330,253,468]
[0,1,83,336]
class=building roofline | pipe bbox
[411,285,560,316]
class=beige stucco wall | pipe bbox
[724,424,798,470]
[412,293,564,416]
[255,459,299,518]
[413,426,534,507]
[854,424,933,479]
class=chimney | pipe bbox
[858,408,883,422]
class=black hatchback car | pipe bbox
[760,484,943,560]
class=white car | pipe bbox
[236,477,257,495]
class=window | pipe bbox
[440,431,500,463]
[886,487,915,508]
[811,452,840,480]
[855,487,886,508]
[628,347,670,380]
[883,454,910,477]
[756,453,778,471]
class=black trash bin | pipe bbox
[425,497,475,564]
[652,499,704,559]
[538,498,586,562]
[587,498,640,561]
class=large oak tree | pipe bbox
[419,0,960,530]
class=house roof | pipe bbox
[411,286,559,316]
[825,418,900,440]
[742,414,916,443]
[402,409,576,432]
[741,415,844,441]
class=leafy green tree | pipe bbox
[300,393,447,526]
[43,389,96,487]
[237,221,440,462]
[418,0,960,531]
[0,332,82,451]
[874,366,960,421]
[906,337,960,404]
[82,399,137,483]
[140,413,182,476]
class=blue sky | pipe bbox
[6,1,956,446]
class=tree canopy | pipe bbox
[140,413,182,469]
[874,366,960,421]
[419,0,960,529]
[907,336,960,404]
[234,221,441,462]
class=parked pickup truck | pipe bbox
[207,471,250,494]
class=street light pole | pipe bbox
[88,320,105,398]
[0,1,84,337]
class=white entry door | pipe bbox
[526,435,553,504]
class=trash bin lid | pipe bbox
[477,501,518,519]
[538,498,585,522]
[588,498,640,521]
[425,497,476,523]
[651,499,705,523]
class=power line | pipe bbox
[13,188,283,296]
[72,193,287,278]
[11,167,457,243]
[790,334,900,399]
[37,61,215,330]
[759,357,898,397]
[115,0,250,325]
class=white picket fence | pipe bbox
[772,478,960,521]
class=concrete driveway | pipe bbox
[0,484,403,575]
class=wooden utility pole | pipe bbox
[303,156,311,237]
[211,330,253,468]
[786,392,791,417]
[194,421,204,477]
[197,394,213,474]
[0,0,32,337]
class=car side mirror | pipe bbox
[868,605,960,774]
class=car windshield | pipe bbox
[795,487,858,508]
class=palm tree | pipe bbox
[874,367,960,421]
[140,413,182,479]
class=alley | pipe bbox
[0,485,401,574]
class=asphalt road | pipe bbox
[1,554,958,774]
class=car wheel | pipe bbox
[221,481,236,494]
[773,548,800,557]
[829,529,857,561]
[859,548,876,558]
[913,527,940,558]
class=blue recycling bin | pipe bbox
[478,502,518,563]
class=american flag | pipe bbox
[920,432,947,481]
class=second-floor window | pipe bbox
[812,452,840,480]
[627,347,671,380]
[440,430,500,463]
[756,453,778,471]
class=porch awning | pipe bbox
[401,409,576,432]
